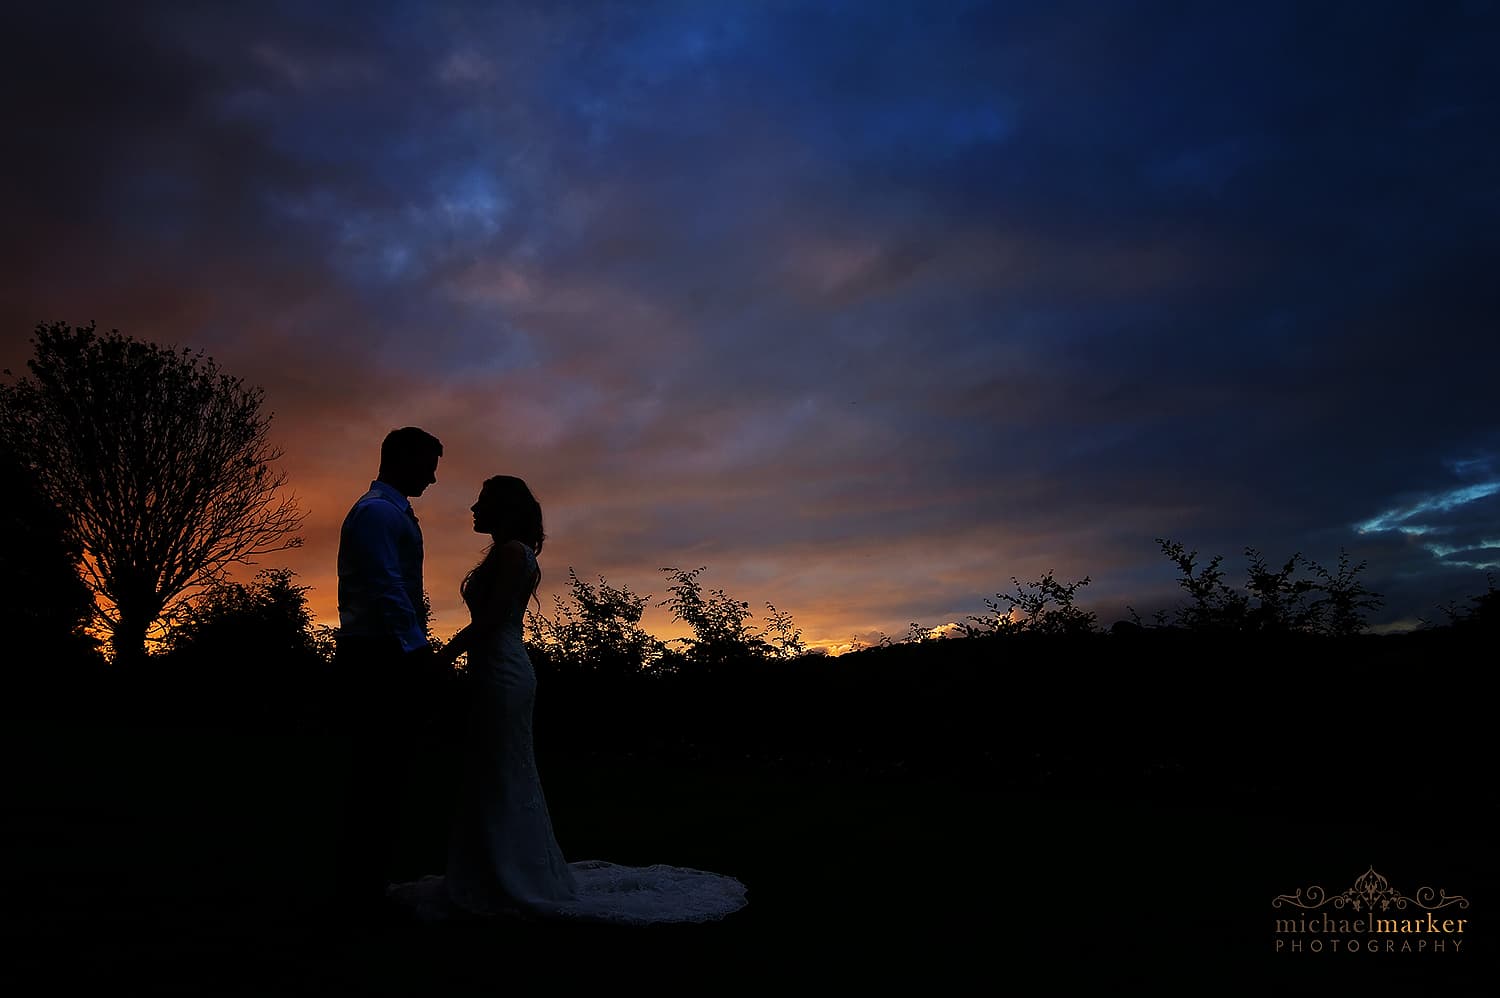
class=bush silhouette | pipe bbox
[527,569,669,677]
[963,571,1098,638]
[1154,538,1382,637]
[658,565,770,670]
[156,568,333,731]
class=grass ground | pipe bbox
[2,721,1493,994]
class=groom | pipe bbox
[334,425,447,915]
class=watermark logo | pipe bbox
[1273,866,1470,954]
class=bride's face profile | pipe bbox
[471,485,497,534]
[468,475,543,553]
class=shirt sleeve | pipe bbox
[345,499,427,652]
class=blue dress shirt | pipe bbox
[337,479,428,652]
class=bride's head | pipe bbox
[470,475,544,554]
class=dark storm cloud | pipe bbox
[3,1,1496,647]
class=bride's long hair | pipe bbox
[461,475,545,608]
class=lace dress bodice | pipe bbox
[459,544,532,657]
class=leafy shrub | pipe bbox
[658,565,771,668]
[963,571,1098,638]
[1153,538,1382,637]
[527,569,669,677]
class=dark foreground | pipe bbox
[2,719,1493,995]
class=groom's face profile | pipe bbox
[378,426,444,498]
[405,455,439,497]
[385,453,439,498]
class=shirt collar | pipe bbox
[369,479,413,515]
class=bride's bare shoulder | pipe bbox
[489,540,535,594]
[494,539,532,567]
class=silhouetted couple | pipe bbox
[335,427,746,925]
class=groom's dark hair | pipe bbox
[380,426,443,471]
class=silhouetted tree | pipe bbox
[0,322,305,662]
[0,440,96,659]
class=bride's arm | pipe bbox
[436,625,473,667]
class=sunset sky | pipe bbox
[3,1,1497,652]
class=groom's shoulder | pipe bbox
[343,486,406,524]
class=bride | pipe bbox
[388,475,747,925]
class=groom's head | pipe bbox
[379,426,443,497]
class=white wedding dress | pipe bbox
[388,544,747,925]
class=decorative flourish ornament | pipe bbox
[1273,866,1468,912]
